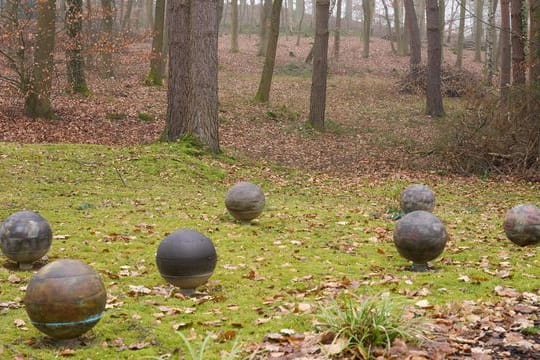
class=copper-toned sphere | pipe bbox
[24,259,106,339]
[503,204,540,246]
[225,181,265,222]
[156,229,217,296]
[0,211,52,270]
[393,210,447,271]
[400,184,436,214]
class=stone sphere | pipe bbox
[156,229,217,295]
[393,210,447,271]
[24,259,106,339]
[503,204,540,246]
[400,184,436,214]
[0,211,52,269]
[225,181,265,221]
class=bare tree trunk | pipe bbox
[255,0,283,102]
[25,0,56,118]
[446,0,458,43]
[258,0,272,56]
[500,0,511,97]
[416,0,426,40]
[485,0,498,84]
[474,0,483,62]
[345,0,352,30]
[66,0,89,95]
[296,0,305,45]
[122,0,133,32]
[394,0,404,55]
[309,0,330,130]
[362,0,371,57]
[101,0,114,77]
[438,0,445,61]
[511,0,526,84]
[455,0,466,68]
[426,0,444,116]
[530,0,540,84]
[334,0,342,60]
[381,0,397,53]
[146,0,153,29]
[231,0,240,52]
[405,0,421,76]
[146,0,165,85]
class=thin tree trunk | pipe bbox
[438,0,445,61]
[146,0,165,85]
[255,0,283,102]
[500,0,511,97]
[362,0,371,57]
[381,0,397,53]
[455,0,466,68]
[485,0,498,84]
[416,0,426,40]
[405,0,421,76]
[296,0,305,45]
[511,0,526,84]
[446,0,458,43]
[474,0,483,62]
[394,0,404,55]
[334,0,342,60]
[530,0,540,84]
[258,0,272,56]
[25,0,56,118]
[309,0,330,130]
[345,0,352,30]
[426,0,444,116]
[146,0,153,29]
[101,0,114,77]
[231,0,239,52]
[66,0,89,94]
[122,0,133,32]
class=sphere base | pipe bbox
[18,262,33,270]
[410,263,429,272]
[179,288,196,297]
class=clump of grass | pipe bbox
[137,112,155,122]
[317,295,420,359]
[177,333,241,360]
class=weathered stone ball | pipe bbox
[156,229,217,295]
[400,184,436,214]
[503,204,540,246]
[0,211,52,269]
[24,259,106,339]
[225,181,265,221]
[393,210,447,268]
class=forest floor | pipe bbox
[0,35,539,359]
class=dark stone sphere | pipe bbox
[225,181,265,222]
[156,229,217,295]
[400,184,436,214]
[393,210,447,270]
[503,204,540,246]
[0,211,52,269]
[24,259,106,339]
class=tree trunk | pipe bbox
[405,0,421,76]
[296,0,305,45]
[24,0,56,118]
[101,0,114,77]
[381,0,397,53]
[231,0,240,52]
[258,0,272,56]
[334,0,342,60]
[165,0,220,153]
[438,0,445,61]
[511,0,526,84]
[426,0,444,116]
[446,0,458,43]
[485,0,498,84]
[416,0,426,40]
[362,0,371,57]
[394,0,404,55]
[146,0,153,29]
[474,0,483,62]
[66,0,89,95]
[146,0,165,85]
[309,0,330,130]
[255,0,283,102]
[345,0,352,30]
[455,0,466,68]
[530,0,540,84]
[122,0,133,32]
[500,0,511,97]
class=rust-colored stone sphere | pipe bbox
[225,181,265,222]
[503,204,540,246]
[156,229,217,296]
[24,259,106,339]
[393,210,447,271]
[400,184,436,214]
[0,211,52,269]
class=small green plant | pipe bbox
[106,112,127,121]
[522,326,540,336]
[317,295,420,359]
[177,333,241,360]
[137,112,155,122]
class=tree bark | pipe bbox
[381,0,397,53]
[511,0,526,84]
[474,0,483,62]
[394,0,405,55]
[255,0,283,102]
[146,0,166,85]
[362,0,371,57]
[122,0,133,32]
[455,0,466,68]
[530,0,540,84]
[334,0,342,60]
[416,0,426,40]
[485,0,498,84]
[66,0,89,95]
[309,0,330,130]
[296,0,305,45]
[405,0,421,76]
[426,0,444,116]
[101,0,114,77]
[24,0,56,118]
[146,0,153,28]
[438,0,445,61]
[231,0,240,52]
[500,0,511,97]
[258,0,272,56]
[345,0,352,30]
